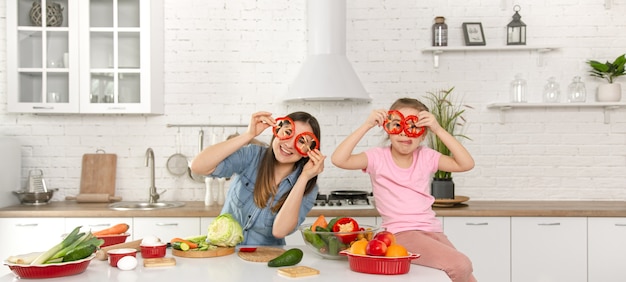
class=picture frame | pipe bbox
[462,22,486,46]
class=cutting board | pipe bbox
[237,247,285,262]
[80,151,117,196]
[144,257,176,267]
[172,247,235,258]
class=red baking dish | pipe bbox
[339,250,420,275]
[97,233,130,247]
[4,254,95,279]
[140,244,167,258]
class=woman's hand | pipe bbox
[300,149,326,180]
[365,109,388,129]
[246,111,275,138]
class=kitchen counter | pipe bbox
[1,200,626,218]
[0,247,451,282]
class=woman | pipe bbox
[191,111,325,245]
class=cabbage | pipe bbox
[206,213,244,247]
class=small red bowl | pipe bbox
[97,233,130,247]
[339,250,420,275]
[4,254,95,279]
[107,248,137,267]
[140,244,167,258]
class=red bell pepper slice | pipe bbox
[403,115,426,138]
[273,117,295,140]
[383,110,404,135]
[294,132,320,157]
[331,217,360,244]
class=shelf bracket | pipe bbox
[497,106,512,124]
[603,106,619,124]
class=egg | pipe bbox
[141,235,162,246]
[116,255,138,271]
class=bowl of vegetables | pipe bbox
[298,216,379,259]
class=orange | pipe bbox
[385,244,409,257]
[350,238,368,255]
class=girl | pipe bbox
[191,111,326,245]
[331,98,476,282]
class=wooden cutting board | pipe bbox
[144,257,176,267]
[172,247,235,258]
[80,151,117,196]
[237,247,285,262]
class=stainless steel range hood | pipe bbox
[283,0,370,102]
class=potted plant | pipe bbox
[424,87,472,199]
[587,53,625,102]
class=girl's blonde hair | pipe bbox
[390,98,429,112]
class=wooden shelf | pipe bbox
[487,102,626,124]
[421,46,560,68]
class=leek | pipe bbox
[30,226,82,265]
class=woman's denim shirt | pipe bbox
[209,145,318,245]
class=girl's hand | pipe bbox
[301,149,326,180]
[246,111,275,138]
[365,109,388,129]
[417,111,443,133]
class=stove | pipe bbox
[312,190,375,210]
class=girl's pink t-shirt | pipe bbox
[364,146,442,233]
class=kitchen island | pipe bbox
[0,247,451,281]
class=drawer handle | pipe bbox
[465,222,488,226]
[89,224,111,227]
[538,223,561,226]
[155,223,179,226]
[16,223,38,227]
[615,223,626,227]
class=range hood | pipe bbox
[283,0,370,102]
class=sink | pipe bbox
[108,201,186,211]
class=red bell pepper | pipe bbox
[294,132,320,157]
[331,217,360,244]
[403,115,426,138]
[273,117,295,140]
[383,110,404,135]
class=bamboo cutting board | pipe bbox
[80,151,117,196]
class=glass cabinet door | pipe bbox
[7,0,79,113]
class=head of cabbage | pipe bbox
[206,213,244,247]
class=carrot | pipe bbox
[170,238,199,249]
[311,215,328,232]
[92,223,129,236]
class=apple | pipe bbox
[365,239,388,256]
[373,231,396,247]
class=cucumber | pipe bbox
[267,248,303,267]
[171,242,190,251]
[62,244,96,262]
[303,229,327,252]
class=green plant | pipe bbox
[587,54,626,84]
[424,87,472,180]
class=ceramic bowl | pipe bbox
[107,248,137,267]
[340,250,420,275]
[140,243,167,258]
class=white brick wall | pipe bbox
[1,0,625,202]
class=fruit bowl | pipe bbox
[298,223,379,260]
[3,254,95,279]
[339,250,420,275]
[97,233,130,247]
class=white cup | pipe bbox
[47,92,60,103]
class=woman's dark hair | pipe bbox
[253,112,321,213]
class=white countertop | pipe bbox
[1,247,451,282]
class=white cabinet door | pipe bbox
[444,217,510,282]
[0,218,65,263]
[511,217,587,282]
[285,217,377,245]
[132,217,200,242]
[65,217,132,239]
[588,217,626,282]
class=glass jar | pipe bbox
[510,74,527,103]
[542,77,560,103]
[567,76,587,102]
[432,17,448,46]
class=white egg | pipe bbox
[141,235,161,246]
[117,256,138,271]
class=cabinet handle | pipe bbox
[465,222,488,226]
[538,223,561,226]
[107,107,127,110]
[16,223,38,227]
[155,223,178,226]
[89,223,111,228]
[32,106,54,110]
[615,223,626,227]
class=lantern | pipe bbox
[507,5,526,45]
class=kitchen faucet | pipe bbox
[146,148,166,203]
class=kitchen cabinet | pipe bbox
[0,218,65,263]
[511,217,587,282]
[132,217,200,241]
[64,217,132,238]
[444,217,510,282]
[6,0,164,114]
[284,217,377,245]
[587,217,626,282]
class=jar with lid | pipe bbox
[567,76,587,102]
[542,77,560,103]
[510,74,527,103]
[432,16,448,46]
